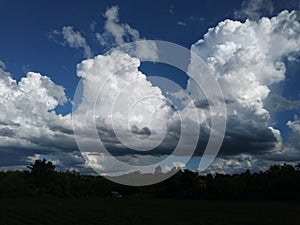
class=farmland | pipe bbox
[0,198,299,225]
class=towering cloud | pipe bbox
[74,50,172,144]
[0,66,76,169]
[188,10,300,156]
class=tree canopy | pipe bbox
[0,159,299,199]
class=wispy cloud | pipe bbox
[235,0,274,20]
[49,26,92,58]
[96,6,140,47]
[96,6,158,60]
[189,16,205,22]
[177,21,187,26]
[269,95,300,111]
[0,60,6,69]
[62,26,92,58]
[168,4,174,15]
[22,64,31,73]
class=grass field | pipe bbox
[0,197,299,225]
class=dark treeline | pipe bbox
[0,159,300,199]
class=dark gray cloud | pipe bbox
[194,99,210,109]
[28,133,77,152]
[193,115,279,156]
[262,150,300,162]
[0,152,28,167]
[96,124,121,144]
[49,124,74,135]
[0,120,20,127]
[0,128,16,137]
[0,146,51,168]
[220,115,278,155]
[130,125,151,136]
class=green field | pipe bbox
[0,198,299,225]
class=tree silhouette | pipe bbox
[27,159,55,175]
[27,159,56,196]
[0,160,299,199]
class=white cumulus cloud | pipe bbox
[73,50,174,152]
[287,117,300,151]
[0,66,77,169]
[188,10,300,156]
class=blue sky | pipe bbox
[1,0,299,119]
[0,0,300,177]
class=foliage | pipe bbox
[0,159,300,199]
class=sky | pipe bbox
[0,0,300,178]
